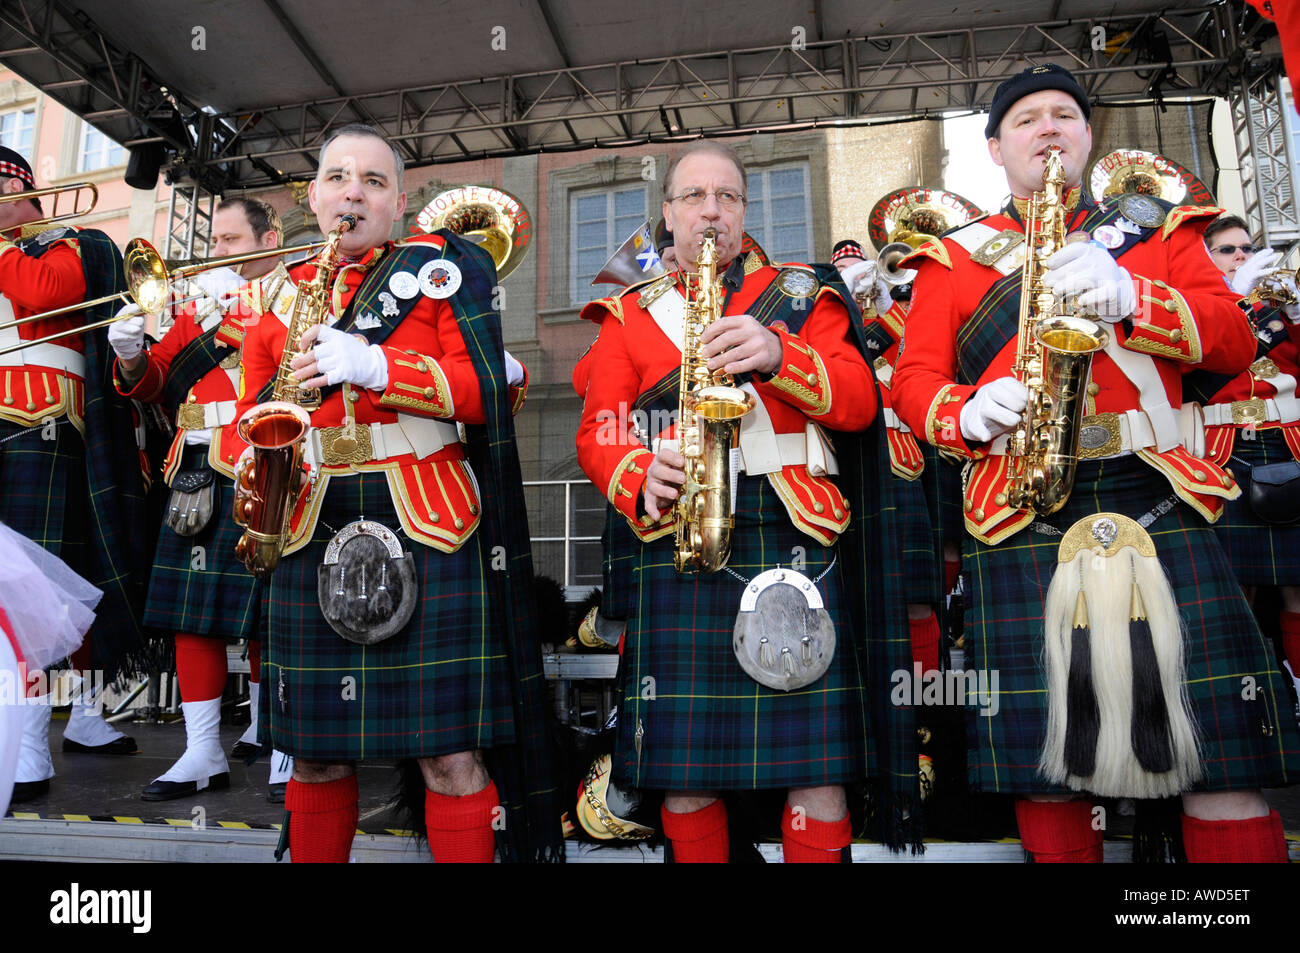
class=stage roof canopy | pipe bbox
[0,0,1264,190]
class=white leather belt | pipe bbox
[0,342,85,378]
[990,409,1159,459]
[1203,396,1300,426]
[177,399,238,430]
[307,416,460,466]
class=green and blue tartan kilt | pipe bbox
[144,445,264,640]
[262,470,516,762]
[612,475,870,792]
[1213,428,1300,586]
[894,473,942,604]
[963,454,1300,794]
[0,417,87,569]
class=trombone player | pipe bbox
[0,146,149,802]
[110,197,295,803]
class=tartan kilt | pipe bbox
[1212,427,1300,585]
[963,454,1300,794]
[0,417,87,572]
[612,475,870,792]
[893,471,942,603]
[600,506,639,621]
[262,469,516,761]
[144,444,264,640]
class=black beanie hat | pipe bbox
[984,63,1091,139]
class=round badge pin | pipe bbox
[418,259,462,299]
[389,271,420,300]
[1093,224,1124,250]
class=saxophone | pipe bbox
[673,229,756,572]
[1007,147,1108,516]
[233,214,356,577]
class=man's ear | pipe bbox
[987,137,1004,169]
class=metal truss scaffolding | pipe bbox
[164,185,215,261]
[1230,66,1300,247]
[0,0,1240,190]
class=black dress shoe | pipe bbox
[141,772,231,802]
[267,782,287,804]
[231,740,263,760]
[10,779,51,803]
[62,735,140,755]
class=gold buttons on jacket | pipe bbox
[424,387,436,399]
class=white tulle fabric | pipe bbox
[0,522,102,671]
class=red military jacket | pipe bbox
[866,300,926,479]
[0,225,89,430]
[892,195,1255,544]
[230,232,527,556]
[113,266,296,482]
[1194,300,1300,466]
[576,259,876,546]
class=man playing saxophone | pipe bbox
[229,123,560,863]
[575,141,911,861]
[892,64,1300,862]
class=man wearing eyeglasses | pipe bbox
[1186,212,1300,728]
[576,141,911,862]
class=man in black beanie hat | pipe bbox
[892,63,1300,863]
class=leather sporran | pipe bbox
[317,520,417,645]
[1246,458,1300,524]
[164,469,216,537]
[732,567,835,691]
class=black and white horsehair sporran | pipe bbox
[1040,512,1203,798]
[317,519,417,644]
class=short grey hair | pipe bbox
[663,141,747,199]
[317,123,404,183]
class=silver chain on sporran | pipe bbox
[726,555,837,691]
[316,519,417,645]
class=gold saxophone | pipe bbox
[1007,147,1108,516]
[233,214,356,577]
[673,228,755,572]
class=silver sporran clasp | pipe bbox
[732,566,836,691]
[316,520,417,645]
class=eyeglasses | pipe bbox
[1211,243,1257,256]
[668,188,746,209]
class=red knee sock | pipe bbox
[1282,611,1300,676]
[781,804,851,863]
[909,610,941,673]
[174,633,227,702]
[424,780,500,863]
[1015,799,1103,863]
[247,638,262,684]
[1182,810,1288,863]
[285,775,358,863]
[661,799,729,863]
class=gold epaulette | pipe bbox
[901,237,953,270]
[1161,205,1225,241]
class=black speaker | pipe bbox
[125,142,167,190]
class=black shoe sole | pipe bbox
[231,741,263,760]
[10,779,51,803]
[140,772,231,802]
[62,736,140,755]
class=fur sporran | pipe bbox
[732,567,835,692]
[164,469,216,537]
[316,520,417,645]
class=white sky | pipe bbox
[941,112,1010,214]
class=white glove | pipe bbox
[504,349,525,387]
[960,376,1028,444]
[310,325,389,391]
[1230,249,1281,298]
[840,259,894,316]
[192,266,244,302]
[108,305,146,362]
[1044,240,1136,323]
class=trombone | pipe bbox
[2,182,99,236]
[0,237,327,358]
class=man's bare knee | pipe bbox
[292,760,354,783]
[419,750,488,796]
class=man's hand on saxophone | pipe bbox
[959,376,1029,443]
[290,323,389,391]
[1042,239,1136,323]
[643,446,686,521]
[700,313,782,376]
